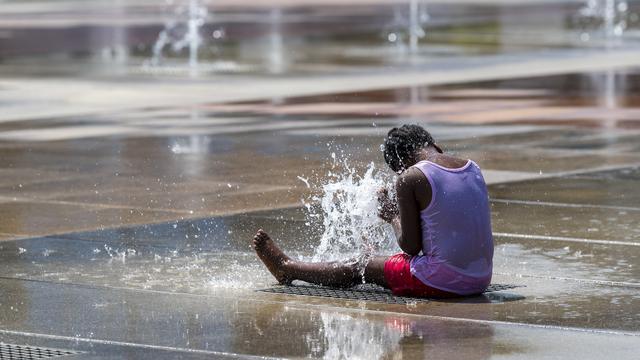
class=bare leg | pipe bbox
[363,256,388,288]
[253,229,389,288]
[252,229,293,284]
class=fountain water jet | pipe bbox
[304,160,397,265]
[577,1,634,130]
[268,7,285,74]
[385,0,428,59]
[170,109,211,156]
[187,0,201,76]
[409,0,428,54]
[146,0,209,77]
[577,0,630,43]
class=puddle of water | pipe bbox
[490,169,640,209]
[0,156,401,293]
[493,242,639,285]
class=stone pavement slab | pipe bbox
[0,275,638,359]
[1,12,640,353]
[0,201,182,238]
[4,48,640,124]
[491,200,640,243]
[493,237,640,285]
[0,208,638,333]
[490,167,640,208]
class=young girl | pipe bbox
[253,124,493,298]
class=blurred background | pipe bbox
[1,0,639,78]
[1,3,640,358]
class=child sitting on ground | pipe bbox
[253,124,494,298]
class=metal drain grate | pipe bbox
[257,283,523,305]
[484,283,522,292]
[0,343,81,359]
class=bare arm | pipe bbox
[389,217,402,239]
[377,189,403,237]
[393,168,427,256]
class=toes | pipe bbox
[253,232,266,249]
[252,229,271,250]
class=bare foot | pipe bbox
[253,229,293,285]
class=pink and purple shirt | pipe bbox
[410,160,494,295]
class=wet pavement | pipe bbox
[1,0,640,359]
[2,77,640,358]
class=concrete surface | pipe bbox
[0,0,639,358]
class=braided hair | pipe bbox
[383,124,435,173]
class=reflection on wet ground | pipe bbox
[0,276,637,360]
[1,207,638,333]
[492,167,640,208]
[2,0,640,354]
[1,69,640,357]
[2,1,628,77]
[1,70,640,357]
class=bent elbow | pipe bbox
[403,247,421,257]
[398,238,422,256]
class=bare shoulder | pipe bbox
[396,167,431,210]
[395,167,428,193]
[433,154,469,169]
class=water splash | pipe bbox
[145,0,209,77]
[384,0,429,56]
[267,8,285,74]
[575,0,634,42]
[408,0,429,54]
[103,244,137,264]
[170,135,211,154]
[307,160,397,264]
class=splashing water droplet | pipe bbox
[297,176,311,188]
[307,161,398,263]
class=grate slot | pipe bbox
[0,343,82,359]
[257,283,524,305]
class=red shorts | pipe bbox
[383,253,457,298]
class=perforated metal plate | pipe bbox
[257,283,523,304]
[0,343,81,359]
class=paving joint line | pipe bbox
[1,202,302,243]
[1,275,638,337]
[491,198,640,212]
[0,196,193,215]
[548,162,640,178]
[0,183,293,215]
[252,296,640,337]
[493,232,640,247]
[493,272,640,288]
[0,329,278,360]
[486,162,640,185]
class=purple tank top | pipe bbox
[409,160,494,295]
